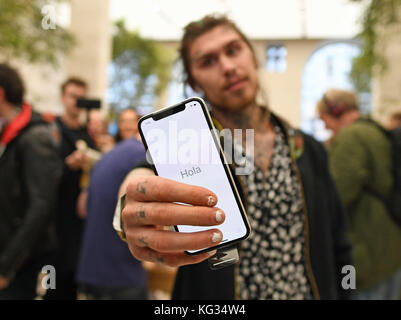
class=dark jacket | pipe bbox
[172,114,353,300]
[52,117,95,273]
[0,107,62,279]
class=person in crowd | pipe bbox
[317,89,361,147]
[386,111,401,130]
[317,88,401,299]
[114,15,352,300]
[76,127,148,300]
[44,77,95,300]
[76,109,115,220]
[115,108,140,142]
[0,64,62,299]
[87,109,115,153]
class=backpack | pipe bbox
[361,119,401,226]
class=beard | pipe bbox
[207,80,258,113]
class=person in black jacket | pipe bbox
[114,15,353,300]
[0,64,62,299]
[44,77,95,300]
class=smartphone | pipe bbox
[138,97,251,255]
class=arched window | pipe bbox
[300,41,371,141]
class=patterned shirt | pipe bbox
[236,123,313,300]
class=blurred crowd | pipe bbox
[0,13,401,301]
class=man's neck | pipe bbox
[337,110,361,134]
[212,102,272,132]
[212,102,276,175]
[348,111,361,124]
[61,113,81,129]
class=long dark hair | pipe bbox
[0,64,25,105]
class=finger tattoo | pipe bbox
[149,251,164,263]
[139,236,149,247]
[136,180,148,195]
[135,205,146,220]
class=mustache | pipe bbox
[223,77,247,91]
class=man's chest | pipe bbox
[250,131,276,175]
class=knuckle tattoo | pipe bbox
[139,236,149,247]
[136,179,148,195]
[148,251,164,264]
[135,205,146,220]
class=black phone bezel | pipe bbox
[137,97,251,255]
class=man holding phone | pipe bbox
[115,15,352,299]
[136,98,251,257]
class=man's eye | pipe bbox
[200,57,215,67]
[227,46,239,56]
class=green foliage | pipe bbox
[0,0,74,65]
[350,0,401,92]
[110,20,174,111]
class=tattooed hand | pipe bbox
[120,172,226,267]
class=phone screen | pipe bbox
[139,98,250,254]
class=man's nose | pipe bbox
[219,55,236,75]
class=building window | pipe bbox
[266,45,287,73]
